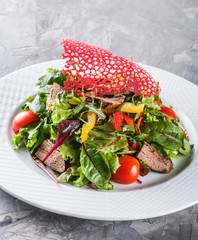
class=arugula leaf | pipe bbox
[80,143,111,187]
[55,91,105,120]
[122,125,135,134]
[85,103,106,120]
[134,112,140,122]
[36,69,67,93]
[142,121,185,150]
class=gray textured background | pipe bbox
[0,0,198,239]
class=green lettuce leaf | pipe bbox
[51,99,73,123]
[73,166,89,187]
[22,93,47,114]
[151,142,179,160]
[12,132,24,150]
[104,152,120,173]
[97,181,113,190]
[80,143,111,187]
[58,164,79,183]
[12,121,42,152]
[86,122,129,154]
[142,121,185,150]
[12,119,57,153]
[60,140,81,164]
[141,96,160,110]
[36,69,67,93]
[163,148,179,159]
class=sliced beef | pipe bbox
[46,82,62,111]
[136,142,173,173]
[35,139,66,173]
[86,93,125,110]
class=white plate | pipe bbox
[0,60,198,221]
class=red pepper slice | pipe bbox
[114,112,134,131]
[135,111,144,134]
[159,106,177,120]
[135,117,143,134]
[153,100,162,106]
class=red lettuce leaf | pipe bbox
[43,120,81,162]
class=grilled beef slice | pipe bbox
[136,142,173,173]
[35,139,66,173]
[86,93,125,110]
[46,82,62,111]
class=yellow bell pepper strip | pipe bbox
[69,97,85,105]
[81,111,97,143]
[116,102,144,113]
[102,103,144,115]
[101,108,116,115]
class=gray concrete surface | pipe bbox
[0,0,198,239]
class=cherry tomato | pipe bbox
[12,111,39,134]
[159,106,177,120]
[111,156,140,184]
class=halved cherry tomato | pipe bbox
[159,106,177,120]
[111,156,140,184]
[12,111,39,134]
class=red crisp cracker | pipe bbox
[61,39,160,97]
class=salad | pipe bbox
[12,39,192,190]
